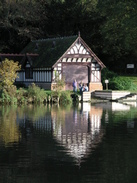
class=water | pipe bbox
[0,102,137,183]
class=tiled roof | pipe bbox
[21,36,77,68]
[0,35,105,69]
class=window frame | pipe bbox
[25,67,33,79]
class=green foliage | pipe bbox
[98,0,137,70]
[0,87,17,104]
[0,0,99,53]
[71,93,79,103]
[4,85,17,97]
[17,88,27,104]
[1,0,137,73]
[102,68,117,80]
[51,90,61,98]
[0,58,21,88]
[0,82,74,105]
[0,58,21,104]
[118,76,137,91]
[0,91,11,104]
[27,83,47,103]
[53,71,65,91]
[101,68,117,89]
[101,68,137,90]
[109,77,132,90]
[59,91,72,105]
[0,0,43,52]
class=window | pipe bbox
[25,68,33,79]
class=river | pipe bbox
[0,101,137,183]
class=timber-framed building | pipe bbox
[0,34,105,91]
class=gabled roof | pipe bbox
[0,35,105,69]
[21,36,77,68]
[53,35,105,69]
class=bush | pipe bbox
[71,93,79,103]
[0,89,17,104]
[0,85,18,104]
[17,88,27,104]
[4,85,17,97]
[109,77,132,90]
[27,83,47,103]
[51,90,61,98]
[59,91,72,105]
[101,68,137,90]
[101,68,117,89]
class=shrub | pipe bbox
[59,91,72,105]
[4,85,17,97]
[0,88,17,104]
[109,77,132,90]
[53,71,65,91]
[17,88,27,104]
[0,58,21,88]
[101,68,117,89]
[101,68,137,90]
[71,93,79,103]
[27,83,47,103]
[0,85,18,104]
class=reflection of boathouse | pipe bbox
[17,104,104,163]
[51,103,104,162]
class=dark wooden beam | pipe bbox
[65,54,91,58]
[62,62,90,66]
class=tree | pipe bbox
[0,0,46,53]
[0,0,100,53]
[0,58,21,88]
[53,71,65,91]
[98,0,137,71]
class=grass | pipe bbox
[119,75,137,92]
[122,76,137,85]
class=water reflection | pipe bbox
[1,102,137,182]
[0,106,21,146]
[100,102,137,128]
[0,102,135,152]
[52,103,103,164]
[0,103,104,163]
[95,102,130,111]
[0,102,136,150]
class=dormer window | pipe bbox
[25,62,33,79]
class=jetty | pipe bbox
[78,90,137,102]
[92,90,137,102]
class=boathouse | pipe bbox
[0,34,105,91]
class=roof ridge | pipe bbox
[32,35,77,42]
